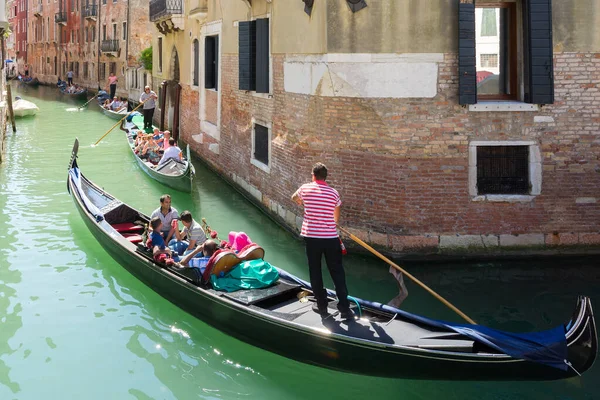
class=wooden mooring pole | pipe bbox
[6,84,16,132]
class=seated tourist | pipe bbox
[168,210,207,256]
[109,97,123,111]
[177,239,219,271]
[150,194,179,243]
[157,139,182,167]
[143,139,161,164]
[156,130,171,150]
[149,217,180,264]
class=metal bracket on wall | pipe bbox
[347,0,367,13]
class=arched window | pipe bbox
[192,39,199,86]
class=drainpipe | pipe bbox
[125,0,129,101]
[97,0,101,88]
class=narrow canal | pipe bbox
[0,84,597,399]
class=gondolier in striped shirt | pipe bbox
[292,162,352,320]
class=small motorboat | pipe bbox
[12,97,39,117]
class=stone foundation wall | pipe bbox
[179,51,600,255]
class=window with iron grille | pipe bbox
[480,53,498,69]
[477,146,529,195]
[83,62,88,79]
[110,62,116,75]
[253,123,269,166]
[99,63,106,80]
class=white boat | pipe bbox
[13,98,39,117]
[103,107,128,120]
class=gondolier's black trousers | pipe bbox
[304,237,350,313]
[143,107,154,130]
[109,84,117,100]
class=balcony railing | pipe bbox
[84,5,97,19]
[149,0,183,22]
[34,4,43,16]
[101,39,120,53]
[55,11,67,24]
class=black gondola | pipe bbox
[67,139,597,380]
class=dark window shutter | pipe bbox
[239,21,256,91]
[458,1,477,105]
[214,35,219,91]
[256,18,270,94]
[254,124,269,165]
[523,0,554,104]
[205,36,216,89]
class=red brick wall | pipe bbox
[179,52,600,252]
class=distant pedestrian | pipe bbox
[24,64,29,76]
[67,69,74,85]
[291,162,353,320]
[139,85,158,131]
[106,72,118,99]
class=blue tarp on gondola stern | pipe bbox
[275,268,568,371]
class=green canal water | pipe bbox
[0,84,598,399]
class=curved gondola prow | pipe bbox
[565,296,597,376]
[67,139,80,193]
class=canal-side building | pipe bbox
[5,0,17,66]
[1,4,8,161]
[14,0,26,69]
[22,0,152,103]
[153,0,600,255]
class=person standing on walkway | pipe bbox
[291,162,353,320]
[106,72,118,100]
[139,85,158,131]
[67,69,74,85]
[24,64,29,77]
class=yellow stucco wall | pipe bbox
[553,0,600,52]
[326,0,600,54]
[326,0,457,54]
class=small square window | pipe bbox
[477,146,529,195]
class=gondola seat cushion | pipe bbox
[123,233,143,244]
[112,222,144,233]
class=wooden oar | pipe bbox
[93,101,145,146]
[78,92,100,110]
[337,225,477,325]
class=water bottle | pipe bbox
[339,238,347,255]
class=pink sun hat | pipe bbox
[228,231,253,251]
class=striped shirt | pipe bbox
[297,181,341,238]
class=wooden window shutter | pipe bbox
[255,18,270,94]
[523,0,554,104]
[205,36,216,89]
[239,21,256,91]
[458,1,477,105]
